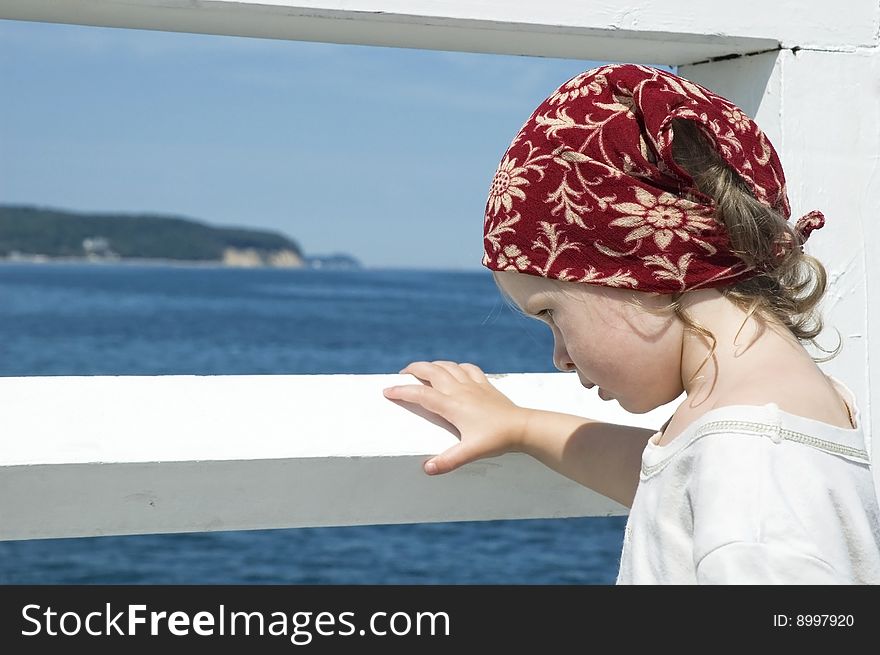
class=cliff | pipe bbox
[0,205,352,269]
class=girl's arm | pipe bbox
[516,409,656,510]
[383,360,656,509]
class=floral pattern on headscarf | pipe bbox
[482,63,825,292]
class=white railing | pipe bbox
[0,0,876,540]
[0,372,672,540]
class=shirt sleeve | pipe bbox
[696,541,844,584]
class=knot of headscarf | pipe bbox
[482,63,825,293]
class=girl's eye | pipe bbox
[537,309,553,320]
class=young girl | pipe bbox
[381,64,880,584]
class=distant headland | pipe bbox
[0,205,362,270]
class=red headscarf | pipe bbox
[482,63,825,293]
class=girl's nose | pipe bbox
[552,339,575,372]
[554,359,576,372]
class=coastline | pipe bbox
[0,253,369,271]
[0,254,294,269]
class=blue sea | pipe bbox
[0,262,626,584]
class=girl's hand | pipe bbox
[382,361,530,476]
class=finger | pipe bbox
[397,360,424,374]
[399,361,458,388]
[424,443,475,475]
[429,361,471,384]
[458,362,489,384]
[383,383,449,415]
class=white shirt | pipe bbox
[615,374,880,584]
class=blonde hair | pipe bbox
[641,118,841,386]
[491,116,841,388]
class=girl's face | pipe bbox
[494,270,686,414]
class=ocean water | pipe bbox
[0,262,627,584]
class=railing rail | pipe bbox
[0,373,671,541]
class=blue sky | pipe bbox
[1,19,674,270]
